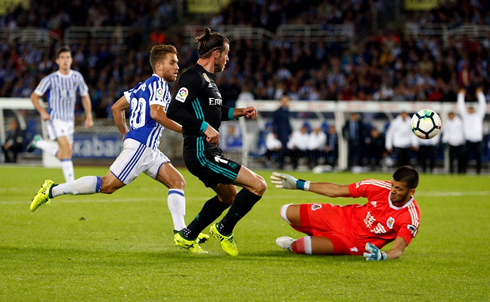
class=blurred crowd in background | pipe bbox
[2,0,490,120]
[1,0,489,171]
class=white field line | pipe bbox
[0,191,488,205]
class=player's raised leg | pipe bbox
[176,184,234,253]
[30,172,126,212]
[210,166,267,256]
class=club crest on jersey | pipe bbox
[387,217,395,229]
[311,204,322,211]
[203,73,211,82]
[407,225,418,237]
[176,87,188,102]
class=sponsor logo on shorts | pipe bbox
[228,162,237,169]
[311,204,322,211]
[350,247,358,252]
[175,87,188,102]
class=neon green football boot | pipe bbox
[210,223,238,256]
[174,232,207,254]
[197,232,210,244]
[30,180,55,212]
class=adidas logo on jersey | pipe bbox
[208,83,213,88]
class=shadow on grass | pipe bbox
[0,245,363,265]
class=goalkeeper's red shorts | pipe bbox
[290,203,363,255]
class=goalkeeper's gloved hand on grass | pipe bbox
[363,242,387,261]
[270,172,310,191]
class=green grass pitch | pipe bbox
[1,166,489,301]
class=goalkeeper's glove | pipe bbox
[363,242,387,261]
[270,172,310,191]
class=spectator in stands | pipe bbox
[457,88,487,174]
[343,113,365,168]
[365,127,386,168]
[325,125,339,167]
[307,126,327,169]
[265,126,282,168]
[273,95,292,170]
[417,135,440,174]
[442,111,466,174]
[287,124,310,170]
[385,111,419,167]
[1,120,24,163]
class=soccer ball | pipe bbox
[411,109,441,139]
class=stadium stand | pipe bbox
[0,0,489,171]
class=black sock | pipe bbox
[217,189,262,235]
[182,195,230,240]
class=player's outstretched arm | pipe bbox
[476,87,487,115]
[112,96,130,138]
[150,104,182,133]
[457,88,466,115]
[81,95,93,129]
[270,172,351,198]
[235,106,257,120]
[364,237,407,261]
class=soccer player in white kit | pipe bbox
[28,46,93,182]
[30,45,207,243]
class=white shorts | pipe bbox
[46,119,74,144]
[110,138,170,185]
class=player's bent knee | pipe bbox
[280,204,293,224]
[169,179,186,190]
[252,174,267,196]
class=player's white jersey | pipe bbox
[123,74,171,150]
[34,70,88,122]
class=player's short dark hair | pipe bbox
[56,46,71,59]
[393,166,419,189]
[149,44,177,71]
[195,27,229,59]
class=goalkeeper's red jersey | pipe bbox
[345,179,421,249]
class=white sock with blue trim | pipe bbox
[52,176,102,198]
[61,159,75,182]
[168,189,186,231]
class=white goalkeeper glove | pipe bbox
[363,242,387,261]
[270,172,310,191]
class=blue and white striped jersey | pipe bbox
[123,74,171,150]
[34,70,88,123]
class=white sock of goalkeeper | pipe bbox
[167,189,186,231]
[61,159,75,182]
[52,176,102,198]
[36,140,59,157]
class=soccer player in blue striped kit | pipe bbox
[28,46,93,182]
[30,45,208,243]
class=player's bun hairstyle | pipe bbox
[195,27,229,59]
[55,46,71,59]
[393,166,419,189]
[149,44,177,71]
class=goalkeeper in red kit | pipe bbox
[271,166,421,261]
